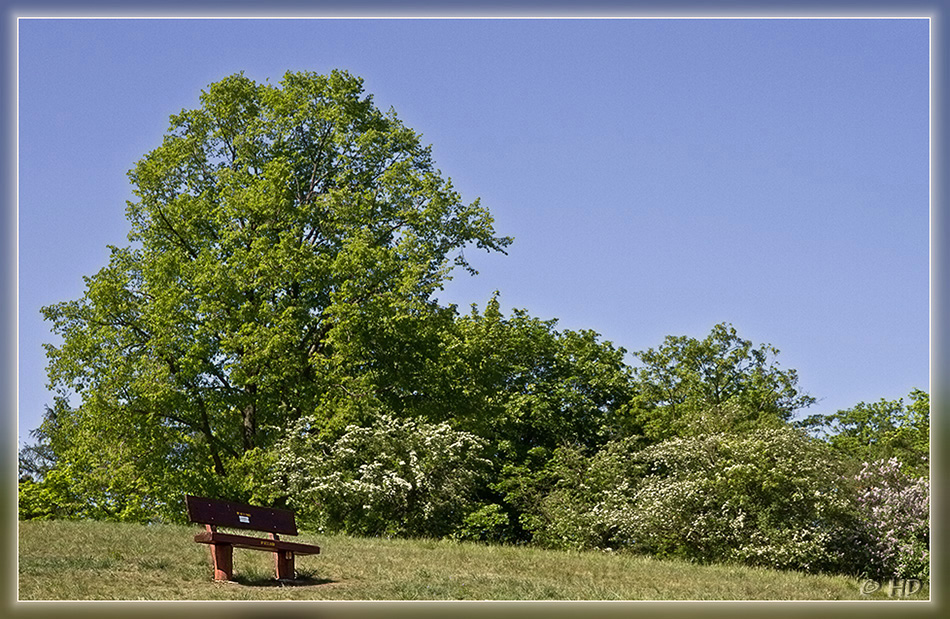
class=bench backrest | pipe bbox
[185,495,299,536]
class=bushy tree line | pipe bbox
[20,70,928,581]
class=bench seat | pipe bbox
[193,529,321,555]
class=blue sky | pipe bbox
[17,18,930,444]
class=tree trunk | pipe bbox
[243,384,257,451]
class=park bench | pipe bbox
[186,494,320,582]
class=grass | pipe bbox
[17,519,928,601]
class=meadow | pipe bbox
[17,519,926,602]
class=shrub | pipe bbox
[527,428,869,574]
[453,503,514,544]
[276,414,491,538]
[854,458,929,580]
[17,459,163,523]
[18,478,62,521]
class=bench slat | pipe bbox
[194,530,321,555]
[186,495,299,535]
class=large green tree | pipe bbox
[38,70,511,519]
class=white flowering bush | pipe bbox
[275,414,491,537]
[854,458,929,580]
[530,428,868,574]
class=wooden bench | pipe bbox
[186,495,320,581]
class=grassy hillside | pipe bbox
[17,519,925,601]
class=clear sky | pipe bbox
[17,17,930,445]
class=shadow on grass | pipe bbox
[230,573,338,588]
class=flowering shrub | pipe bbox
[275,415,491,537]
[528,428,869,574]
[855,458,929,580]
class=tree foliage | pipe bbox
[439,295,636,455]
[798,389,929,477]
[631,323,815,441]
[37,70,510,519]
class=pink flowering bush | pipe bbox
[855,458,929,580]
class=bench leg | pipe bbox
[276,550,295,580]
[209,543,233,581]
